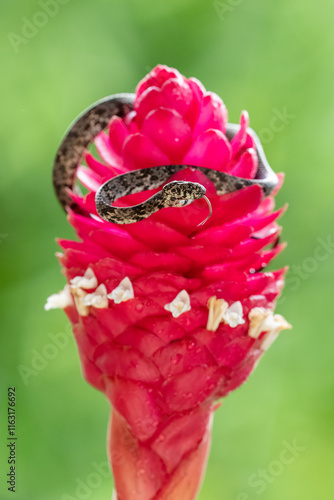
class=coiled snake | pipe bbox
[53,93,278,224]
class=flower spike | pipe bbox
[48,64,289,500]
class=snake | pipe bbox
[53,93,278,225]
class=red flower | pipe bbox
[47,65,291,500]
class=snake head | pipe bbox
[162,181,206,208]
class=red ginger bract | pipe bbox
[51,65,290,500]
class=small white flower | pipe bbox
[207,296,229,332]
[262,313,282,332]
[70,268,98,290]
[248,307,271,339]
[83,284,109,309]
[107,277,134,304]
[248,306,291,346]
[260,314,292,350]
[206,297,245,331]
[164,290,191,318]
[44,285,73,311]
[70,287,89,316]
[224,301,246,328]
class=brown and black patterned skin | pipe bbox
[53,93,278,224]
[53,93,133,210]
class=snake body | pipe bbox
[53,93,278,224]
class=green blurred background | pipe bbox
[1,0,334,498]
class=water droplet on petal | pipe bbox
[172,353,182,365]
[187,340,195,351]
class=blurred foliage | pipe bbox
[0,0,334,498]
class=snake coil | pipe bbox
[53,93,278,224]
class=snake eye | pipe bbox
[173,199,193,207]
